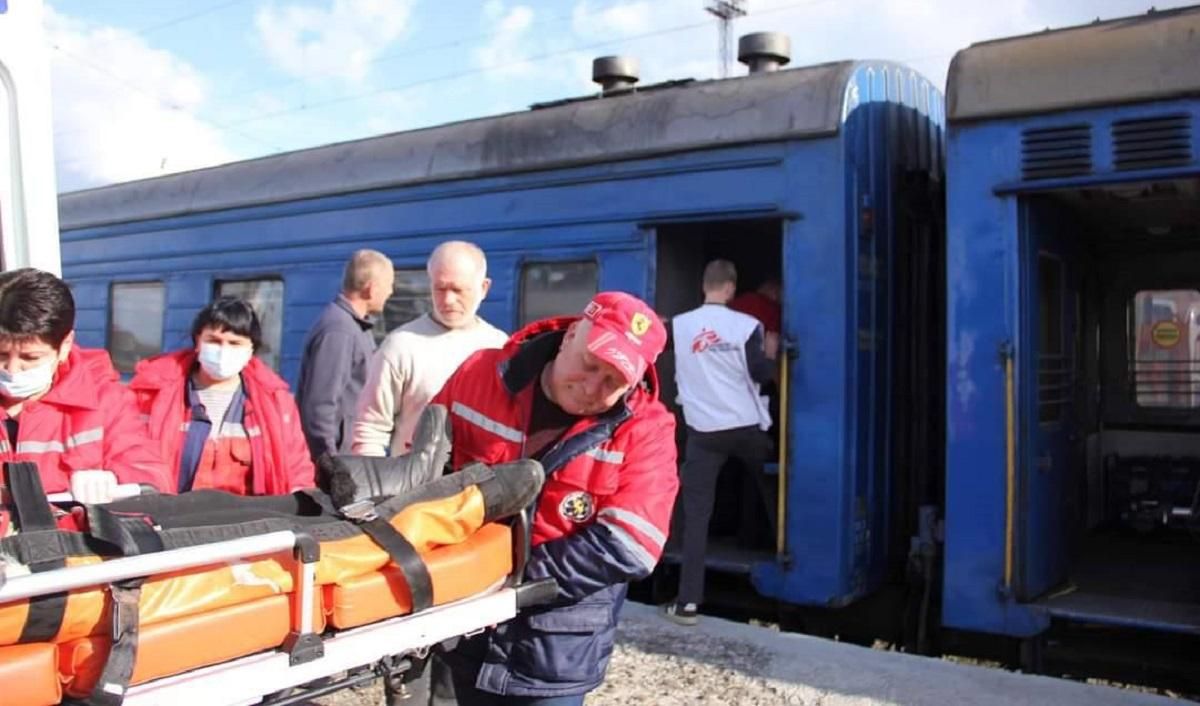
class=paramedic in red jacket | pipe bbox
[131,297,315,495]
[0,268,170,502]
[432,291,678,705]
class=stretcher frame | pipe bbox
[0,508,552,706]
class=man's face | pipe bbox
[429,257,489,329]
[547,321,633,416]
[0,333,71,374]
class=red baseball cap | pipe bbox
[581,291,667,386]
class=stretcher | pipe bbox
[0,459,555,706]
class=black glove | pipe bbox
[319,404,453,506]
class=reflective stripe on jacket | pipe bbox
[433,316,679,697]
[130,350,315,495]
[0,347,171,493]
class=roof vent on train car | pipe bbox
[592,56,639,94]
[737,32,791,73]
[1112,114,1193,172]
[1020,124,1092,180]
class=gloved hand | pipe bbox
[319,404,453,506]
[69,470,119,505]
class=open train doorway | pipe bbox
[1018,179,1200,639]
[653,218,784,586]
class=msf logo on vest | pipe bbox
[691,328,722,353]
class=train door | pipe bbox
[650,217,785,586]
[1017,198,1083,600]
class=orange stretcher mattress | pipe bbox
[60,592,324,699]
[327,521,513,629]
[0,643,61,706]
[0,554,294,648]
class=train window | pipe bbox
[1037,255,1066,423]
[216,278,284,371]
[1128,289,1200,409]
[108,281,165,374]
[519,261,599,328]
[378,268,432,341]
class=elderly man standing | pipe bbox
[352,241,507,457]
[297,249,395,460]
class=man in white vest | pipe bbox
[663,259,775,626]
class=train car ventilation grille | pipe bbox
[1112,114,1192,171]
[1020,125,1092,180]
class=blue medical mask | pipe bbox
[0,356,58,400]
[197,343,253,381]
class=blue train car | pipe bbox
[944,6,1200,645]
[58,52,944,618]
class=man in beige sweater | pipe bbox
[351,241,507,457]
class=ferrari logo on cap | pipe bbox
[630,312,651,337]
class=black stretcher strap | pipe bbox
[357,516,434,613]
[68,578,144,706]
[4,462,70,643]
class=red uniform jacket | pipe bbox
[130,350,315,495]
[0,347,170,493]
[432,317,679,696]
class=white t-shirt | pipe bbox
[351,314,507,456]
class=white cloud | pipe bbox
[473,4,538,79]
[572,0,653,37]
[256,0,414,83]
[47,6,239,192]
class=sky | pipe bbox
[45,0,1198,193]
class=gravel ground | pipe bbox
[312,602,1179,706]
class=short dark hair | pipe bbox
[702,259,737,291]
[0,268,76,348]
[191,296,262,350]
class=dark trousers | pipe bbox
[447,668,586,706]
[677,424,775,607]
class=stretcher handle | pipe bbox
[45,483,145,504]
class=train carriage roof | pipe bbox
[60,60,899,230]
[947,5,1200,123]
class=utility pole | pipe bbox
[705,1,747,78]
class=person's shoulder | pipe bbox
[475,318,510,344]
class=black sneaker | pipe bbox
[661,602,698,626]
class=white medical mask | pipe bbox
[197,343,253,381]
[0,356,58,400]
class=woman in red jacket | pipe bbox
[131,297,315,495]
[0,268,170,503]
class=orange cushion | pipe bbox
[0,643,61,706]
[60,591,323,698]
[326,522,512,629]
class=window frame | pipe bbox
[1126,288,1200,410]
[378,267,432,342]
[213,276,286,371]
[517,258,600,329]
[107,280,166,375]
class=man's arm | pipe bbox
[352,345,406,457]
[524,412,679,600]
[744,325,775,385]
[298,331,355,458]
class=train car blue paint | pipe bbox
[60,59,943,612]
[944,6,1200,637]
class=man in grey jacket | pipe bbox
[296,249,394,459]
